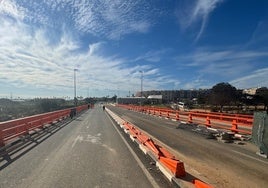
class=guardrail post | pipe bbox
[167,111,170,119]
[0,130,4,147]
[231,119,238,133]
[188,113,193,123]
[205,116,211,127]
[176,112,180,121]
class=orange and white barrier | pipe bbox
[106,108,213,188]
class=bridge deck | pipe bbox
[0,108,163,188]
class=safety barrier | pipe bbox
[106,108,214,188]
[117,104,253,135]
[122,121,186,177]
[0,105,89,147]
[193,179,214,188]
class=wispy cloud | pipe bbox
[134,49,169,63]
[0,13,173,97]
[0,0,25,20]
[246,21,268,49]
[180,48,268,65]
[12,0,158,40]
[230,68,268,88]
[177,48,268,88]
[176,0,224,41]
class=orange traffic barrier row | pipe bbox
[106,108,213,187]
[122,121,186,177]
[0,105,89,147]
[193,110,252,119]
[117,104,253,135]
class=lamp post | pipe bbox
[74,68,78,106]
[139,70,143,106]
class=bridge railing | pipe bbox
[0,105,89,147]
[117,104,253,135]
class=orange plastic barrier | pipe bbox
[0,105,89,147]
[117,104,253,135]
[122,121,186,177]
[193,179,214,188]
[107,107,215,187]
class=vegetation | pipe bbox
[197,83,268,113]
[0,95,119,122]
[0,98,78,122]
[208,82,237,112]
[1,84,267,122]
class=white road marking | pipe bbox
[102,144,116,154]
[85,134,101,144]
[231,150,268,165]
[72,133,116,154]
[72,135,83,148]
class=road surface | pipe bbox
[108,105,268,188]
[0,108,167,188]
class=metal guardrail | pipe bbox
[117,104,253,135]
[0,105,89,147]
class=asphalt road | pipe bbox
[0,108,161,188]
[108,105,268,188]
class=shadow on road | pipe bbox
[0,110,90,171]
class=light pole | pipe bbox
[74,68,78,106]
[139,70,143,106]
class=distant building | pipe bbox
[117,97,146,104]
[147,95,162,99]
[135,89,209,103]
[147,95,162,104]
[242,87,259,95]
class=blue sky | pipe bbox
[0,0,268,98]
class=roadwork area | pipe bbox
[108,105,268,188]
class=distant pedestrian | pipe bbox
[103,105,105,111]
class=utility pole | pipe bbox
[139,71,143,106]
[74,68,78,106]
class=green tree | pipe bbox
[197,92,209,105]
[209,82,237,112]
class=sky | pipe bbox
[0,0,268,98]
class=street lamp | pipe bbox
[139,70,143,105]
[74,68,78,106]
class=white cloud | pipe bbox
[88,42,103,56]
[0,0,25,20]
[230,68,268,89]
[134,49,168,63]
[0,15,172,97]
[176,48,268,89]
[176,0,223,41]
[13,0,158,40]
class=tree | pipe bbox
[209,82,237,112]
[111,95,117,103]
[197,92,209,105]
[255,87,268,113]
